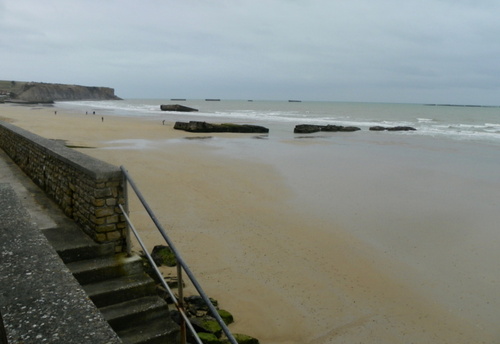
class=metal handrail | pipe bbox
[119,205,199,343]
[120,166,238,344]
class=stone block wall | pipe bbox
[0,121,127,253]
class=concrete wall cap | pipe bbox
[0,121,121,179]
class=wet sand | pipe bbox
[1,104,499,343]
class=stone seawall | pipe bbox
[0,121,127,252]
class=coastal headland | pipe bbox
[0,80,121,104]
[1,102,498,344]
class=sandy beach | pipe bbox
[1,103,499,344]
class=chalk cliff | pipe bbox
[6,82,121,103]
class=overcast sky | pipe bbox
[2,0,500,104]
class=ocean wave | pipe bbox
[417,125,500,143]
[56,99,500,144]
[417,118,434,123]
[57,100,162,116]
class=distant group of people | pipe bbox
[52,109,174,126]
[55,109,103,122]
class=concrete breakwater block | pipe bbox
[174,121,269,133]
[160,104,198,112]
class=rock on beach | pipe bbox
[294,124,361,134]
[174,121,269,133]
[369,126,416,131]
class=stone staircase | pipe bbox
[43,224,180,344]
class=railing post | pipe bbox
[122,170,131,257]
[178,264,186,344]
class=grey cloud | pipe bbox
[1,0,500,104]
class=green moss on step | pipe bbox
[217,309,234,325]
[197,332,221,344]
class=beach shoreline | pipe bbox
[1,103,498,343]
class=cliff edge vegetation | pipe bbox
[0,80,121,103]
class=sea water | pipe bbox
[57,99,500,145]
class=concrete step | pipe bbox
[116,316,180,344]
[67,253,144,284]
[43,225,115,263]
[0,183,122,344]
[101,296,170,331]
[83,273,157,308]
